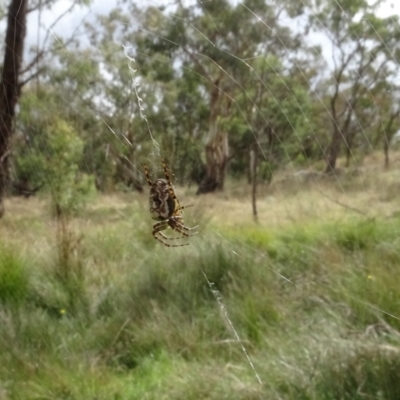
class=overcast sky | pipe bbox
[19,0,400,66]
[26,0,400,42]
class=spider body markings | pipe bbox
[143,160,198,247]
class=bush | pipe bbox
[14,116,96,217]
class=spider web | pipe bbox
[4,0,400,397]
[120,0,400,388]
[122,30,262,384]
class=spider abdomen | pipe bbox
[149,178,176,220]
[143,160,198,247]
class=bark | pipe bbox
[325,52,352,174]
[246,149,251,184]
[384,138,389,169]
[0,0,28,215]
[250,142,258,223]
[197,78,229,194]
[325,126,341,173]
[197,130,228,194]
[326,99,357,173]
[381,109,400,169]
[345,131,355,168]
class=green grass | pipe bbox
[0,245,28,305]
[1,170,400,399]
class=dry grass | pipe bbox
[0,155,400,399]
[4,151,399,235]
[194,158,400,231]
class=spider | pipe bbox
[143,159,198,247]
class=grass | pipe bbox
[1,158,400,399]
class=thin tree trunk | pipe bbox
[0,0,28,215]
[384,137,389,169]
[250,142,258,223]
[325,125,342,173]
[247,148,251,184]
[345,133,353,168]
[381,110,400,169]
[326,113,353,173]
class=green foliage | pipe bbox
[16,96,95,216]
[44,118,95,216]
[11,0,400,192]
[334,219,377,251]
[0,246,28,305]
[2,192,400,398]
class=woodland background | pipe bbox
[2,0,400,207]
[1,0,400,399]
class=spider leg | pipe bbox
[143,164,153,187]
[161,158,177,198]
[154,233,189,247]
[161,158,173,185]
[168,218,198,237]
[176,204,193,212]
[171,216,199,231]
[173,227,198,237]
[152,220,170,235]
[157,231,189,241]
[172,223,199,235]
[152,220,189,247]
[175,221,199,231]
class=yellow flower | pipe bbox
[60,309,66,315]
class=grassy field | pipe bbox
[1,158,400,399]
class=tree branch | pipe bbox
[18,66,47,88]
[27,0,55,13]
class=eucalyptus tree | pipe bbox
[237,56,315,167]
[371,87,400,168]
[134,0,306,193]
[307,0,400,172]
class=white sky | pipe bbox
[18,0,400,65]
[377,1,400,16]
[25,0,400,43]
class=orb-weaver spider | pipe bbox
[143,159,198,247]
